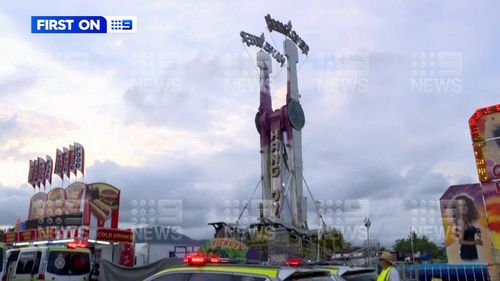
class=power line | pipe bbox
[241,43,260,75]
[235,178,262,225]
[267,31,285,79]
[303,175,327,227]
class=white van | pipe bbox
[7,246,91,281]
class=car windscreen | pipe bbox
[47,250,90,276]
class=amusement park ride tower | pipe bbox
[239,14,310,232]
[210,15,317,260]
[255,36,307,230]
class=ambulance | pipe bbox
[4,244,91,281]
[0,243,5,280]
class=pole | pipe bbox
[410,228,415,263]
[316,200,321,262]
[367,225,370,265]
[364,217,371,266]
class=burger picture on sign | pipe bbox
[87,183,120,227]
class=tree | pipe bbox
[322,228,344,252]
[393,232,446,261]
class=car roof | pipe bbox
[151,264,331,280]
[11,246,90,254]
[159,264,280,278]
[313,265,376,276]
[47,247,90,253]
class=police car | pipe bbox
[144,254,336,281]
[311,265,377,281]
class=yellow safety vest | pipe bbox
[377,266,394,281]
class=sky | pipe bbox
[0,1,499,247]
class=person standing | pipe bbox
[377,252,400,281]
[453,195,482,261]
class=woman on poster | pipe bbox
[454,195,483,261]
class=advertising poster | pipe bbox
[45,188,66,217]
[440,184,494,264]
[28,192,47,220]
[25,182,122,229]
[481,181,500,262]
[26,184,87,228]
[86,183,120,228]
[65,182,87,215]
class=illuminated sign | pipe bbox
[469,104,500,142]
[469,104,500,182]
[264,14,309,55]
[473,142,488,182]
[2,226,89,243]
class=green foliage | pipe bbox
[393,232,446,261]
[322,228,344,252]
[341,241,362,252]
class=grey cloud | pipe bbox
[0,72,38,96]
[0,184,32,226]
[84,159,256,232]
[123,55,224,130]
[0,144,31,162]
[0,115,18,141]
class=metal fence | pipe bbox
[395,263,490,281]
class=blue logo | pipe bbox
[111,19,133,31]
[31,16,137,34]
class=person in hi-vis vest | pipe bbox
[377,252,400,281]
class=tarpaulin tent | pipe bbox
[98,257,182,281]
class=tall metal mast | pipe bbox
[284,39,306,228]
[256,50,275,220]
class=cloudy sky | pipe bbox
[0,1,499,247]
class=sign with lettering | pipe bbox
[199,238,248,259]
[264,14,309,55]
[240,31,285,67]
[97,228,133,243]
